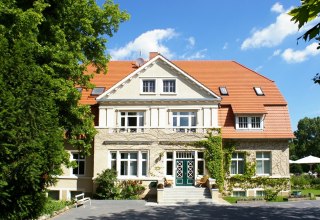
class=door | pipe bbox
[176,159,194,186]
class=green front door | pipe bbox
[176,159,194,186]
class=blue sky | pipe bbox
[99,0,320,131]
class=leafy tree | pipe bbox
[290,117,320,172]
[0,0,129,218]
[289,0,320,84]
[292,117,320,158]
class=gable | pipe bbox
[97,55,220,102]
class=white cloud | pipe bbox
[241,5,298,50]
[241,2,320,50]
[281,42,320,63]
[271,2,284,13]
[223,42,228,50]
[187,37,195,48]
[180,49,207,60]
[273,49,281,56]
[109,28,177,60]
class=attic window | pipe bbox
[76,87,82,93]
[91,87,105,96]
[219,86,228,95]
[254,87,264,96]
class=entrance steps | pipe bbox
[159,187,212,205]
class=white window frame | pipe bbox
[232,190,246,197]
[141,79,156,94]
[197,151,205,176]
[109,151,148,178]
[70,152,85,176]
[119,111,144,132]
[256,152,271,176]
[165,152,174,176]
[236,116,263,130]
[162,79,176,94]
[230,152,245,175]
[172,111,197,132]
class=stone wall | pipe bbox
[235,139,290,177]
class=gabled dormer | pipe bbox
[97,53,221,103]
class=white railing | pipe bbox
[103,127,212,134]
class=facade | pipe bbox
[49,52,294,200]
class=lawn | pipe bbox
[300,189,320,196]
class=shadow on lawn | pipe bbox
[74,203,320,220]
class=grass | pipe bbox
[300,189,320,196]
[222,196,239,204]
[41,198,73,217]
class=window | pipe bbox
[219,86,228,95]
[76,87,82,93]
[163,80,176,93]
[256,152,271,175]
[230,153,245,175]
[173,112,196,132]
[254,87,264,96]
[111,152,117,170]
[72,153,85,175]
[120,152,137,176]
[232,191,246,197]
[238,117,248,128]
[91,87,105,96]
[120,112,144,132]
[256,190,265,197]
[236,116,263,129]
[197,152,205,175]
[166,152,173,175]
[251,117,261,128]
[110,151,148,177]
[142,80,155,93]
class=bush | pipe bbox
[41,198,71,217]
[94,169,146,200]
[94,169,120,199]
[291,175,312,189]
[119,180,145,199]
[264,189,278,201]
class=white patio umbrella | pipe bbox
[293,155,320,171]
[289,159,295,164]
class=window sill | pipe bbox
[140,92,156,95]
[236,128,264,131]
[160,93,177,95]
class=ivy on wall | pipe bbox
[194,128,224,191]
[194,129,289,194]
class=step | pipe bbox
[160,187,212,204]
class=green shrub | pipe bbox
[264,189,278,201]
[291,175,312,189]
[94,169,146,200]
[94,169,121,199]
[41,198,71,217]
[119,180,146,199]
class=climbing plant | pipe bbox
[194,128,224,191]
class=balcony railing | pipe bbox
[103,127,212,134]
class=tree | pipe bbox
[290,117,320,172]
[0,0,129,218]
[289,0,320,84]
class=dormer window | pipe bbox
[91,87,105,96]
[219,86,228,95]
[76,87,82,93]
[142,80,155,93]
[254,87,264,96]
[163,79,176,93]
[236,116,263,130]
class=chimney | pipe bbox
[149,52,159,60]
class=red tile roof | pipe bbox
[79,58,293,139]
